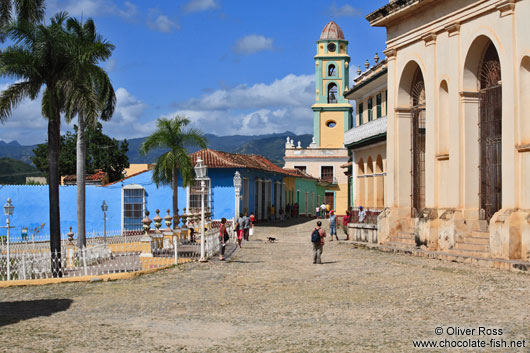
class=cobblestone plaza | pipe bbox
[1,219,529,352]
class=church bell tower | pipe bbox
[312,21,353,148]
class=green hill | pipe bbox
[0,158,43,185]
[234,134,313,166]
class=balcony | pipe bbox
[344,116,387,148]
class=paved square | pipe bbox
[1,219,529,352]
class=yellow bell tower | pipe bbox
[312,21,353,148]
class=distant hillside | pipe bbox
[0,141,36,164]
[0,158,43,185]
[0,131,312,172]
[125,131,308,165]
[234,134,312,165]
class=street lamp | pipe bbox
[194,157,208,262]
[233,171,242,222]
[101,200,108,246]
[3,198,14,281]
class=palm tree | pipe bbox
[140,116,208,228]
[0,13,100,276]
[64,17,116,248]
[0,0,45,41]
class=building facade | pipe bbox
[0,150,321,239]
[368,0,530,261]
[344,57,388,211]
[283,21,352,215]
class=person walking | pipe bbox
[249,212,255,239]
[342,210,351,241]
[242,212,250,241]
[311,221,327,264]
[325,203,330,218]
[320,203,326,219]
[329,210,339,241]
[236,213,244,248]
[218,218,229,261]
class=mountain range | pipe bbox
[0,131,312,168]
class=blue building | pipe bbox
[0,149,308,240]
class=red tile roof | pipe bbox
[189,149,317,180]
[63,169,107,182]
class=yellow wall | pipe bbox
[320,111,345,148]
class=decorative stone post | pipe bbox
[180,208,188,242]
[163,209,174,248]
[140,210,153,258]
[173,208,180,230]
[152,209,163,249]
[66,227,75,269]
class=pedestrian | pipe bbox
[329,210,338,241]
[218,218,229,261]
[249,212,255,238]
[316,206,320,218]
[342,210,351,240]
[325,203,330,218]
[236,213,244,247]
[320,203,326,219]
[311,220,327,264]
[358,206,366,223]
[243,212,250,241]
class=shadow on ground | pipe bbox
[0,299,73,327]
[254,217,315,228]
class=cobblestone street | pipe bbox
[1,218,530,352]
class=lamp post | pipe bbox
[194,157,208,262]
[233,171,242,223]
[2,198,14,281]
[101,200,108,246]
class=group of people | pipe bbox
[311,206,367,264]
[217,212,255,261]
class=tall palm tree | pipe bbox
[0,12,100,276]
[140,116,208,228]
[0,0,45,41]
[64,17,116,248]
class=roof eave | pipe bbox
[366,0,422,27]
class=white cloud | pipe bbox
[100,87,149,139]
[328,3,362,17]
[179,74,314,111]
[184,0,219,13]
[167,73,316,136]
[233,34,274,55]
[147,13,180,33]
[47,0,137,18]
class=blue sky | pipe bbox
[0,0,388,145]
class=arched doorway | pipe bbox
[479,42,502,220]
[411,67,426,216]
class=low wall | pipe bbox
[348,223,378,243]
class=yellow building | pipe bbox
[283,21,352,215]
[368,0,530,261]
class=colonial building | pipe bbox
[367,0,530,261]
[344,56,388,211]
[283,21,352,215]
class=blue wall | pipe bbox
[0,167,287,240]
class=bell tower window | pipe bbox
[328,64,336,77]
[328,83,338,103]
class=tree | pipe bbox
[140,116,207,228]
[0,0,45,41]
[63,17,115,248]
[0,13,101,276]
[31,123,129,182]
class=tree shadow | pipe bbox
[254,217,316,228]
[0,299,73,327]
[228,260,263,264]
[321,261,339,264]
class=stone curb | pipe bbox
[0,258,195,288]
[340,240,530,273]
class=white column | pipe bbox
[257,179,263,220]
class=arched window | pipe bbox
[411,66,426,214]
[438,80,449,154]
[328,64,336,76]
[328,83,338,103]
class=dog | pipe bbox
[267,237,277,243]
